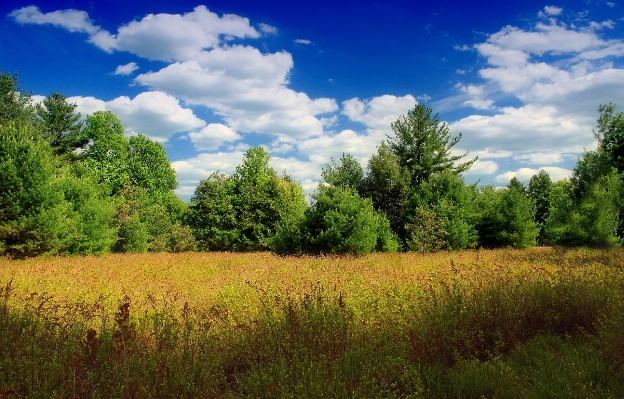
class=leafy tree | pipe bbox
[507,177,526,193]
[127,134,177,204]
[407,171,478,250]
[55,164,116,255]
[361,143,411,236]
[595,103,624,174]
[387,103,476,188]
[0,72,35,125]
[231,147,291,250]
[187,172,240,251]
[271,176,308,254]
[545,173,622,247]
[527,170,552,240]
[81,111,130,195]
[36,92,86,158]
[476,184,538,249]
[321,153,364,191]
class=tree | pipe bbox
[305,185,381,255]
[81,111,130,195]
[361,143,411,236]
[387,104,476,188]
[36,92,86,158]
[321,153,364,191]
[0,123,70,256]
[475,184,538,249]
[527,170,552,240]
[126,134,178,204]
[0,72,35,125]
[507,177,526,193]
[187,172,240,251]
[408,171,479,250]
[595,103,624,174]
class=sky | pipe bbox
[2,0,624,201]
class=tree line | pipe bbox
[1,71,623,257]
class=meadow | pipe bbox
[1,248,624,398]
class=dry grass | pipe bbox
[1,247,624,398]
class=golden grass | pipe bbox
[1,247,621,322]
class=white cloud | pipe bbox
[135,46,338,139]
[297,129,377,165]
[114,62,139,75]
[102,6,260,61]
[11,6,261,62]
[171,151,246,188]
[542,6,563,16]
[449,104,594,154]
[342,95,416,131]
[259,23,277,34]
[9,5,100,34]
[294,39,312,44]
[495,167,572,183]
[463,160,499,175]
[187,124,241,150]
[69,91,206,142]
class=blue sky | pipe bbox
[2,0,624,200]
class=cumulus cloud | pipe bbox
[450,12,624,174]
[10,5,261,62]
[69,91,206,142]
[135,46,338,139]
[294,39,312,44]
[450,104,593,154]
[495,167,572,183]
[463,160,499,175]
[114,62,139,75]
[187,124,241,150]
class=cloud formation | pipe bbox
[69,91,206,142]
[114,62,139,75]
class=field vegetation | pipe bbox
[2,248,624,398]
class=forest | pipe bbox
[2,71,623,258]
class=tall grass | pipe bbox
[1,248,624,397]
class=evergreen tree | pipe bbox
[387,103,476,187]
[36,92,86,158]
[0,72,35,126]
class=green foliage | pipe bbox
[321,153,364,191]
[527,170,552,240]
[113,185,150,253]
[404,206,448,253]
[374,212,401,252]
[187,172,240,251]
[35,92,86,158]
[306,186,379,255]
[55,165,115,255]
[0,123,70,256]
[81,111,130,195]
[476,184,539,248]
[361,143,411,236]
[387,103,476,187]
[595,103,624,174]
[408,172,479,250]
[271,177,308,254]
[0,72,35,125]
[546,173,622,247]
[126,134,177,204]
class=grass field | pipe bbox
[1,248,624,398]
